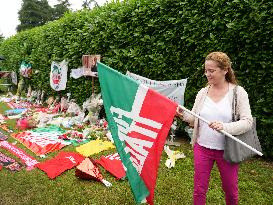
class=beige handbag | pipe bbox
[223,86,262,163]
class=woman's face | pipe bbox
[204,60,227,85]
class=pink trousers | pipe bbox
[193,143,239,205]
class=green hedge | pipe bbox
[0,0,272,158]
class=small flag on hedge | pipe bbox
[50,60,68,91]
[97,62,178,205]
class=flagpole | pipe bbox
[178,105,263,156]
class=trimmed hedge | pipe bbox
[0,0,272,158]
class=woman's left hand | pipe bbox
[209,121,224,130]
[176,107,184,118]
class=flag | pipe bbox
[12,126,69,156]
[19,61,32,78]
[50,60,68,91]
[97,62,178,204]
[126,71,187,105]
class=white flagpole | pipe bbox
[178,105,263,156]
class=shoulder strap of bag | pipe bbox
[232,86,238,121]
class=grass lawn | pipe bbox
[0,102,272,205]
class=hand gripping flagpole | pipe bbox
[178,105,263,156]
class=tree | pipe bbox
[52,0,71,20]
[82,0,99,10]
[17,0,53,32]
[0,33,4,44]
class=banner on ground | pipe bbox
[76,139,115,157]
[98,62,178,205]
[36,151,84,179]
[0,141,39,170]
[0,151,24,171]
[96,153,126,180]
[11,126,70,156]
[126,71,187,105]
[50,60,68,91]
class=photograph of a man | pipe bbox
[91,56,98,72]
[82,55,101,76]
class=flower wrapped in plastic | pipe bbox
[82,94,103,124]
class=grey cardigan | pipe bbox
[183,84,253,145]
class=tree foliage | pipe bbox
[52,0,71,20]
[17,0,53,32]
[1,0,272,158]
[0,33,4,44]
[17,0,71,32]
[82,0,99,9]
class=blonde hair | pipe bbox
[205,52,238,84]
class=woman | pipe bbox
[177,52,253,205]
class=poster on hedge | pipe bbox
[19,61,32,78]
[11,71,17,85]
[82,55,101,76]
[50,60,68,91]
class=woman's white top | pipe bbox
[197,91,232,150]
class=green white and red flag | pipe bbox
[97,62,178,204]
